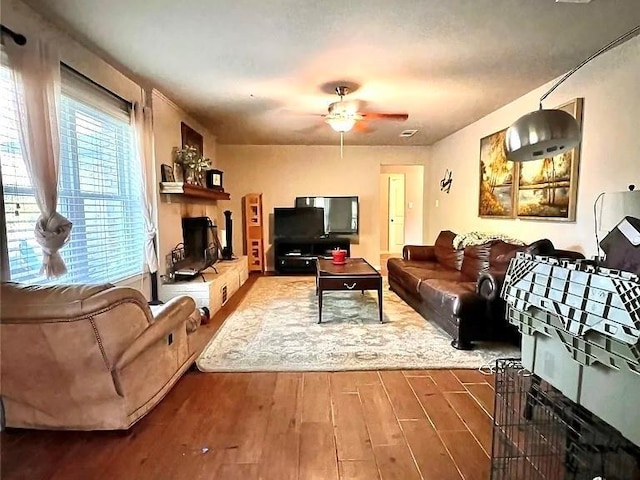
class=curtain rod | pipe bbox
[0,25,27,46]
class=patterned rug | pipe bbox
[197,276,519,372]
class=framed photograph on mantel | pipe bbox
[181,122,204,155]
[515,98,583,222]
[478,128,516,218]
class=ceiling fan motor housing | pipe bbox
[335,86,350,97]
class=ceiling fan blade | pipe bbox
[282,110,326,117]
[362,112,409,121]
[353,121,374,134]
[296,123,325,134]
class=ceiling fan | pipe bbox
[323,85,408,133]
[320,85,409,156]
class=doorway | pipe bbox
[379,165,424,258]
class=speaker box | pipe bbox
[222,210,233,260]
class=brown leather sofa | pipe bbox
[0,282,209,430]
[387,230,583,350]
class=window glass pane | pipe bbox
[0,63,145,285]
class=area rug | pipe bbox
[197,276,519,372]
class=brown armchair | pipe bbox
[0,282,205,430]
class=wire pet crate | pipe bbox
[491,359,640,480]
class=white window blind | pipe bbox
[0,61,145,284]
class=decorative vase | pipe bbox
[184,166,196,185]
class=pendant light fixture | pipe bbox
[505,24,640,162]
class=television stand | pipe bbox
[274,237,350,274]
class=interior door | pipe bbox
[388,174,406,252]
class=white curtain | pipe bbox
[5,39,72,278]
[131,100,158,274]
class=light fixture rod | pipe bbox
[539,24,640,107]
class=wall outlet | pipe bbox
[408,201,413,209]
[435,199,440,207]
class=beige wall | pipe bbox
[380,165,425,251]
[426,36,640,258]
[151,90,219,275]
[216,145,429,270]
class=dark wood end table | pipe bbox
[315,257,383,324]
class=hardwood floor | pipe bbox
[1,274,496,480]
[379,252,397,275]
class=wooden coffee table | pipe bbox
[315,257,383,324]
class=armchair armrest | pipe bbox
[112,296,196,373]
[403,245,436,262]
[477,270,506,302]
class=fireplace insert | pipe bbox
[166,217,221,280]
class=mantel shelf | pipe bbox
[159,182,230,201]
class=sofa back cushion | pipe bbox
[434,230,464,271]
[460,243,492,280]
[489,241,530,271]
[461,240,533,280]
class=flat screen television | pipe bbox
[273,207,325,239]
[295,196,359,235]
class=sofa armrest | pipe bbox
[477,270,506,302]
[403,245,436,262]
[112,296,196,373]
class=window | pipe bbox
[0,61,145,284]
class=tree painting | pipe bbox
[516,98,583,221]
[479,128,515,217]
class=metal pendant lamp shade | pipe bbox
[505,108,581,162]
[504,24,640,163]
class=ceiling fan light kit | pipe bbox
[505,24,640,162]
[324,86,361,133]
[325,116,357,133]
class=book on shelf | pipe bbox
[159,181,185,193]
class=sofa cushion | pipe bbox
[388,258,437,293]
[418,268,465,282]
[388,258,439,277]
[460,243,492,280]
[418,279,485,318]
[461,240,537,281]
[388,258,462,293]
[489,241,530,271]
[434,230,464,271]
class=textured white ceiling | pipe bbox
[23,0,640,146]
